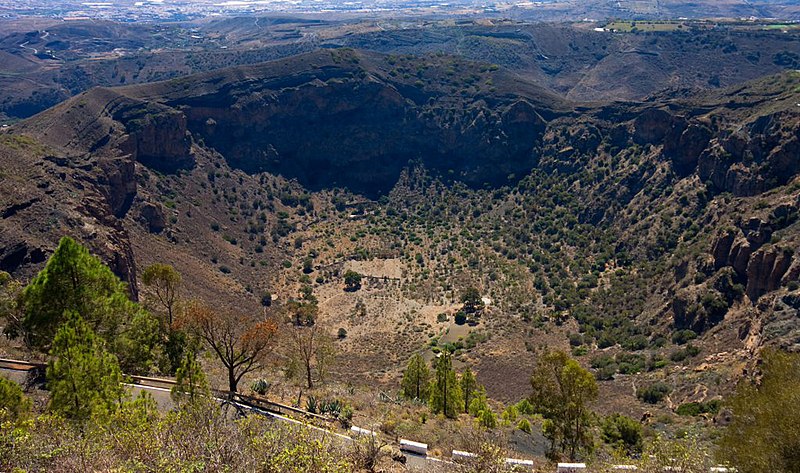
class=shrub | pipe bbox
[637,382,671,404]
[344,270,362,291]
[595,364,617,380]
[0,377,32,422]
[572,345,589,357]
[615,353,645,374]
[339,404,354,429]
[517,418,532,434]
[454,311,467,325]
[468,395,488,417]
[676,400,721,417]
[622,334,648,351]
[479,409,497,429]
[515,399,535,416]
[501,405,518,424]
[671,329,697,345]
[601,413,643,454]
[670,343,701,362]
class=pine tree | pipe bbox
[20,236,139,348]
[171,350,209,405]
[468,385,488,416]
[47,311,126,421]
[479,408,498,429]
[401,353,431,401]
[0,376,32,422]
[429,351,462,419]
[460,367,479,413]
[115,309,161,375]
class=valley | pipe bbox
[1,5,800,472]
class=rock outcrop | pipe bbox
[707,211,798,306]
[138,202,167,234]
[746,247,794,301]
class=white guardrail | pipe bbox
[506,457,535,468]
[557,463,587,472]
[399,438,428,456]
[349,426,377,437]
[452,450,477,462]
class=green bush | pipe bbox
[637,382,671,404]
[615,353,645,374]
[517,418,532,434]
[515,399,535,416]
[601,413,643,454]
[670,343,701,362]
[0,377,32,422]
[672,329,697,345]
[479,409,497,429]
[676,400,721,417]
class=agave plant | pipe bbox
[321,399,342,417]
[306,395,318,414]
[251,379,270,396]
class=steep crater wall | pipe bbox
[167,72,549,197]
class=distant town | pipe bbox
[2,0,799,22]
[0,0,545,21]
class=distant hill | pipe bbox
[1,19,798,121]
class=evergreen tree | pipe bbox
[479,408,498,429]
[401,353,431,401]
[0,376,32,422]
[171,350,209,405]
[461,287,484,313]
[429,352,462,419]
[460,367,479,413]
[47,311,126,421]
[468,385,489,417]
[19,237,139,348]
[115,309,161,375]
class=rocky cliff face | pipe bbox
[709,203,800,301]
[4,87,195,293]
[0,134,142,298]
[149,52,552,197]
